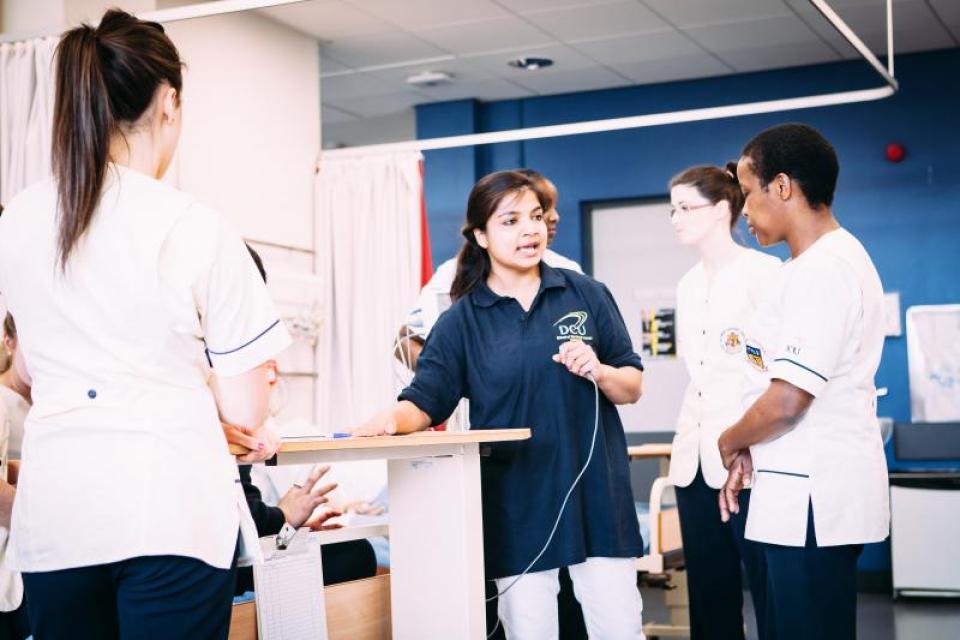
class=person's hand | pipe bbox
[353,408,398,437]
[552,340,603,382]
[718,429,740,470]
[223,422,281,463]
[718,451,754,523]
[7,460,19,486]
[278,465,338,528]
[305,509,345,531]
[342,500,386,517]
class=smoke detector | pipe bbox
[406,70,455,87]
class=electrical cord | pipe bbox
[486,373,600,639]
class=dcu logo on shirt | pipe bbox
[554,311,593,342]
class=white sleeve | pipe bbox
[768,258,859,397]
[674,277,687,358]
[404,259,456,339]
[170,208,292,377]
[543,249,583,274]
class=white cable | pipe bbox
[487,374,601,639]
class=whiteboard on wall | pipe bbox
[907,304,960,422]
[589,200,699,433]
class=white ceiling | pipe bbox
[257,0,959,135]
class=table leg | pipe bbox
[387,442,486,639]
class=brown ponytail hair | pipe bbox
[2,313,15,342]
[669,162,744,229]
[450,170,539,301]
[52,9,183,270]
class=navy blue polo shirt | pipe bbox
[399,264,645,579]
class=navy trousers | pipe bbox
[675,467,770,640]
[760,504,862,640]
[22,551,238,640]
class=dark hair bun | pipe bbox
[724,161,739,183]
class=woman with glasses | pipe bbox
[666,164,779,640]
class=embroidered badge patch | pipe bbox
[720,328,745,355]
[745,341,767,372]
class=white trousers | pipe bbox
[494,557,645,640]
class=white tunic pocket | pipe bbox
[745,469,812,547]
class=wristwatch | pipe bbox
[275,522,298,550]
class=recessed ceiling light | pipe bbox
[507,57,554,71]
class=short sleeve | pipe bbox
[164,207,291,377]
[543,250,583,274]
[768,259,859,397]
[403,278,440,340]
[404,259,456,340]
[398,309,466,426]
[592,283,644,371]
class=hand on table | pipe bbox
[353,409,398,437]
[223,422,282,463]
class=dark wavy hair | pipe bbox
[450,171,540,301]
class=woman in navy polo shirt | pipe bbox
[356,170,645,639]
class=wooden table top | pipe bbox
[627,443,673,459]
[229,428,531,456]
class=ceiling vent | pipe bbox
[406,70,455,87]
[507,57,554,71]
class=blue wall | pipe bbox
[417,47,960,432]
[418,49,960,575]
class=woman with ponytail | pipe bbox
[665,164,780,640]
[0,10,289,639]
[357,170,646,638]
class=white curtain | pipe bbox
[315,151,423,431]
[0,37,57,205]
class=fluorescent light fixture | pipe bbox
[140,0,313,24]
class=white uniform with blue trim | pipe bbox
[742,228,889,547]
[0,165,291,572]
[669,249,780,489]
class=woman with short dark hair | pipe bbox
[719,123,889,640]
